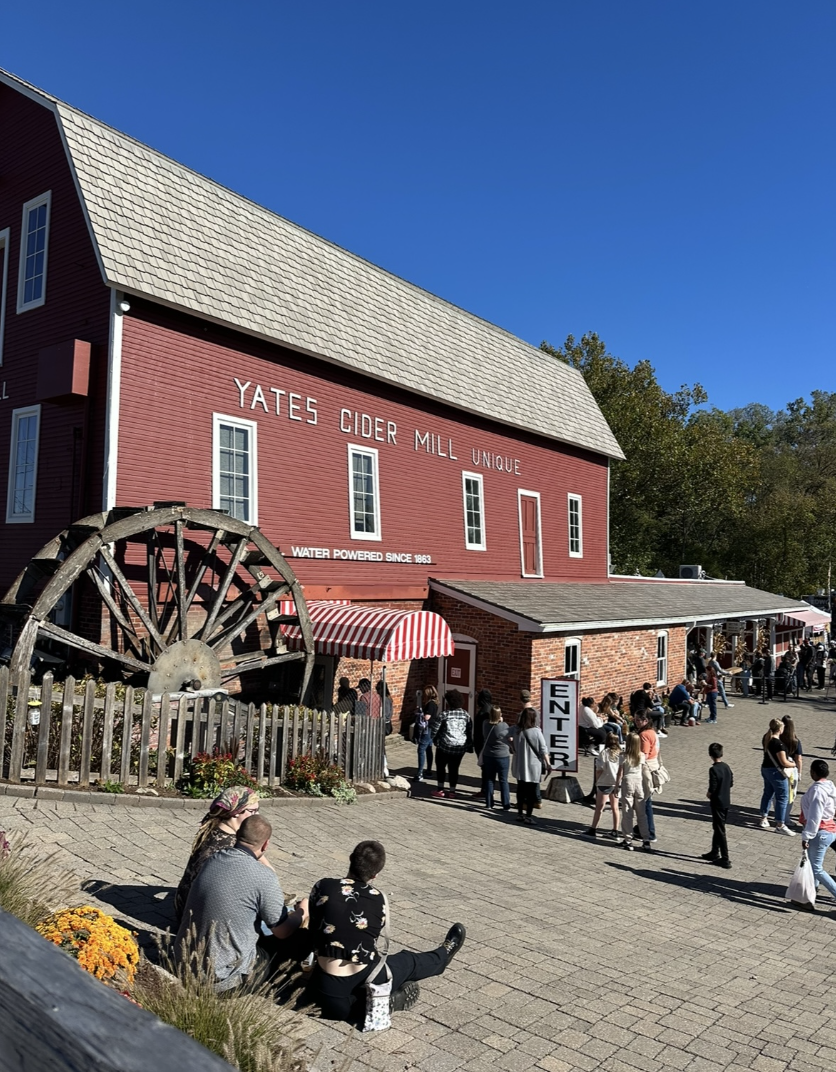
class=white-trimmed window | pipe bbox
[17,192,51,312]
[462,471,486,551]
[6,404,41,523]
[348,444,381,540]
[568,493,583,557]
[213,413,258,524]
[564,638,581,679]
[656,631,668,686]
[0,227,9,364]
[518,489,542,577]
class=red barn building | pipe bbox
[0,69,822,720]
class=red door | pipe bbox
[520,494,540,576]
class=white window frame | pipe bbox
[656,631,668,686]
[564,637,581,680]
[0,227,9,364]
[461,471,487,551]
[517,488,543,578]
[212,412,258,525]
[568,493,583,558]
[347,443,381,541]
[17,191,51,313]
[6,404,41,524]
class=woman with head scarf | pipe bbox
[174,784,261,922]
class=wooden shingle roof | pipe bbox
[2,68,625,461]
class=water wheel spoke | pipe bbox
[85,565,146,661]
[153,528,179,638]
[203,579,290,641]
[207,586,285,651]
[147,540,159,630]
[98,544,168,654]
[199,536,249,640]
[220,651,306,678]
[175,518,188,641]
[182,527,225,616]
[38,620,150,673]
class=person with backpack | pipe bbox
[429,690,473,799]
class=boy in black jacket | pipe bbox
[702,742,733,869]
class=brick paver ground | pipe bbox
[3,688,836,1072]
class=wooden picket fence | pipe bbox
[0,667,386,789]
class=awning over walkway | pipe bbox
[282,602,454,662]
[776,604,831,630]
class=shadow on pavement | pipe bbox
[83,878,175,932]
[604,860,797,914]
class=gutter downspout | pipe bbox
[102,290,124,511]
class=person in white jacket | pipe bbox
[800,759,836,903]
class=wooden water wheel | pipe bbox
[1,504,315,698]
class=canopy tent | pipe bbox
[281,602,454,662]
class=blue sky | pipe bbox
[3,2,833,413]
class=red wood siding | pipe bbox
[0,84,111,593]
[115,302,611,593]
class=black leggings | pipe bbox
[312,947,448,1023]
[436,751,463,790]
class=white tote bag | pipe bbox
[785,849,816,907]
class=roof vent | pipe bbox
[679,565,704,580]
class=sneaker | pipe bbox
[431,790,446,798]
[716,860,732,869]
[641,842,653,853]
[516,813,525,822]
[700,852,719,861]
[391,981,420,1012]
[658,731,668,738]
[623,840,634,851]
[442,923,466,962]
[647,837,658,844]
[585,827,599,837]
[705,719,717,724]
[414,775,425,783]
[524,816,535,825]
[758,818,771,829]
[776,825,797,836]
[446,790,456,799]
[726,704,735,709]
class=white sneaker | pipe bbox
[658,731,668,738]
[726,703,735,709]
[776,825,796,836]
[758,818,770,829]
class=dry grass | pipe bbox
[0,831,80,927]
[134,933,309,1072]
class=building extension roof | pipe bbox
[431,578,817,632]
[1,68,624,461]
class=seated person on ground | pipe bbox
[175,813,307,993]
[308,839,466,1024]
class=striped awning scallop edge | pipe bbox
[775,604,831,630]
[281,602,454,662]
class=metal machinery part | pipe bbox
[1,504,315,699]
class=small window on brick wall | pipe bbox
[656,631,668,686]
[564,638,581,679]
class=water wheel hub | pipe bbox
[147,639,221,696]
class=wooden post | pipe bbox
[202,697,215,758]
[219,698,231,753]
[35,673,54,785]
[57,676,76,787]
[78,677,97,787]
[137,690,153,787]
[120,686,134,786]
[243,703,255,775]
[173,695,189,783]
[279,706,290,783]
[8,669,33,784]
[0,665,10,779]
[100,682,117,784]
[291,707,300,764]
[256,703,267,784]
[156,693,171,788]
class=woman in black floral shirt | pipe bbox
[309,840,467,1023]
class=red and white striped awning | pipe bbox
[282,601,454,662]
[776,604,831,631]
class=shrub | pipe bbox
[0,831,80,927]
[179,747,264,799]
[37,905,140,987]
[135,933,306,1072]
[284,753,345,795]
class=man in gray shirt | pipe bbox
[175,813,307,991]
